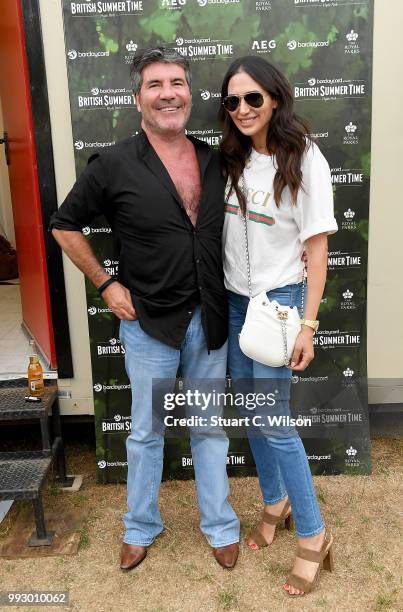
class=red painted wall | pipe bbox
[0,1,56,367]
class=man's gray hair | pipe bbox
[130,46,192,93]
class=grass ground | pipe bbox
[0,436,401,612]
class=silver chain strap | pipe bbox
[239,173,306,365]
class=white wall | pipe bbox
[39,0,94,414]
[368,0,403,402]
[38,0,402,411]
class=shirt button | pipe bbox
[196,258,200,264]
[187,311,192,316]
[198,285,203,291]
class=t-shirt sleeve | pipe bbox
[49,154,108,231]
[292,142,338,243]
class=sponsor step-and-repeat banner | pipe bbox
[61,0,373,482]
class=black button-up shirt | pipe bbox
[50,131,228,350]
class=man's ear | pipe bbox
[133,92,141,112]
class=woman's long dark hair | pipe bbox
[219,56,311,214]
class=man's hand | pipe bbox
[102,282,137,320]
[287,328,314,371]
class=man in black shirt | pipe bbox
[51,47,240,570]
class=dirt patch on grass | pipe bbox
[0,437,402,612]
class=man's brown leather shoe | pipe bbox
[213,542,239,569]
[120,543,147,570]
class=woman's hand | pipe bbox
[287,327,315,371]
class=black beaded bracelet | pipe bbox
[97,277,117,295]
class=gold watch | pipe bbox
[300,319,319,333]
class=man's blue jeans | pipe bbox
[227,284,325,538]
[120,306,240,547]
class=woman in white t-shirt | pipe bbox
[219,56,337,596]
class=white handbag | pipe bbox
[238,175,305,367]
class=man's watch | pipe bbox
[300,319,319,333]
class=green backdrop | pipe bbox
[61,0,373,481]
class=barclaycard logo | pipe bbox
[82,226,112,235]
[88,306,112,315]
[74,140,115,150]
[93,382,131,392]
[67,49,110,60]
[287,39,329,50]
[97,459,128,468]
[200,90,221,100]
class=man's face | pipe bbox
[135,62,192,136]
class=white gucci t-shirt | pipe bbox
[223,142,338,297]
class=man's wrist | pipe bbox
[97,277,118,295]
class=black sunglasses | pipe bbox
[222,91,266,112]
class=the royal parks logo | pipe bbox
[341,208,358,231]
[345,445,360,467]
[199,89,221,101]
[186,127,222,147]
[94,382,131,392]
[67,49,110,60]
[95,338,125,357]
[255,0,272,10]
[103,258,119,276]
[328,250,362,271]
[82,226,112,235]
[345,29,360,54]
[340,289,357,311]
[174,36,234,61]
[74,140,115,150]
[313,330,361,349]
[251,39,276,53]
[294,77,365,101]
[331,167,364,186]
[87,306,112,316]
[343,367,354,378]
[160,0,186,9]
[69,1,143,16]
[124,40,138,64]
[77,87,134,110]
[344,121,359,145]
